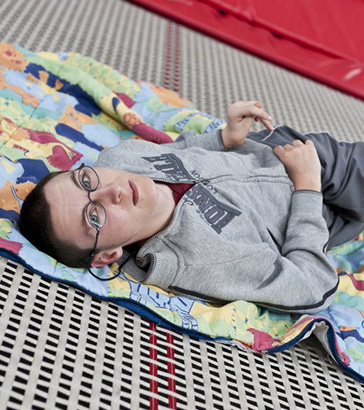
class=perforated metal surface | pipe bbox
[1,257,364,409]
[0,0,364,408]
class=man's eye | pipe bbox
[88,208,101,228]
[81,175,91,190]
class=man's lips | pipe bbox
[129,181,139,206]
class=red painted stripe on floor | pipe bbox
[167,332,177,409]
[164,22,172,89]
[173,25,180,92]
[149,322,158,410]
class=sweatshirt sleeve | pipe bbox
[255,190,338,313]
[170,129,226,151]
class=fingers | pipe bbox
[249,105,272,121]
[273,139,316,158]
[227,100,274,133]
[273,141,298,157]
[260,117,274,131]
[247,102,273,131]
[283,141,303,150]
[250,101,273,130]
[273,145,284,158]
[229,100,272,122]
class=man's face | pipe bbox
[44,167,164,265]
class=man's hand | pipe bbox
[273,140,322,192]
[221,101,273,149]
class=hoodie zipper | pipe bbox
[136,178,202,268]
[136,174,232,267]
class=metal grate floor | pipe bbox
[1,257,363,409]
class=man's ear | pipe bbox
[91,246,123,268]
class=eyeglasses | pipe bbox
[76,163,124,281]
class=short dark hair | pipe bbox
[19,172,91,268]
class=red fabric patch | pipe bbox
[0,237,23,254]
[164,182,193,204]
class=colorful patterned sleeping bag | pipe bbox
[0,44,363,383]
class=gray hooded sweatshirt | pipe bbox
[95,127,339,314]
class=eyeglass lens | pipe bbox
[77,166,107,230]
[86,202,107,229]
[78,166,99,191]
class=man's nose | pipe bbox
[89,183,122,204]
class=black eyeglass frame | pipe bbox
[76,163,132,282]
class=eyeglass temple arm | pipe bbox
[87,248,139,282]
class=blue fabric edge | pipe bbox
[2,248,363,384]
[0,249,216,342]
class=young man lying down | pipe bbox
[19,101,364,314]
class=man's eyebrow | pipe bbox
[70,169,80,188]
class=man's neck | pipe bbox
[151,182,177,235]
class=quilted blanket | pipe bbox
[0,44,363,383]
